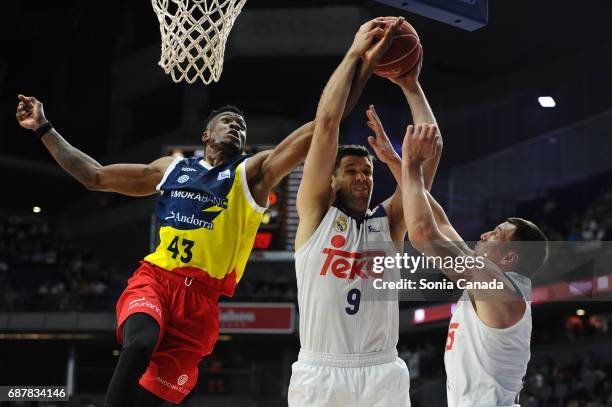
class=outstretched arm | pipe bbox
[365,43,441,241]
[365,104,404,241]
[365,104,439,241]
[245,20,395,207]
[295,18,403,250]
[424,190,472,254]
[401,125,524,328]
[390,47,442,191]
[367,113,467,249]
[16,95,172,196]
[246,48,383,204]
[401,124,476,277]
[246,121,314,206]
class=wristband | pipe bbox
[34,122,53,139]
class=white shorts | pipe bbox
[288,348,411,407]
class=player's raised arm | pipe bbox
[401,125,521,300]
[390,47,442,191]
[294,18,403,248]
[365,105,404,242]
[365,37,441,241]
[365,104,439,241]
[366,106,467,248]
[245,121,315,206]
[400,124,477,268]
[16,95,173,197]
[246,20,402,207]
[424,190,473,254]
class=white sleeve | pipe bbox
[239,159,268,213]
[156,156,183,192]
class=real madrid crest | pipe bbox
[333,215,348,233]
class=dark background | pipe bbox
[2,0,612,215]
[1,1,612,406]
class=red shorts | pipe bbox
[116,261,221,404]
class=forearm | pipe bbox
[271,51,365,168]
[425,190,449,226]
[283,57,367,161]
[401,82,436,126]
[401,82,442,190]
[343,60,373,120]
[401,161,440,241]
[316,50,361,125]
[272,121,314,158]
[41,129,102,189]
[260,121,314,188]
[386,156,402,185]
[425,190,472,254]
[402,161,472,280]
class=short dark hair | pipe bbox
[204,105,245,130]
[506,217,549,276]
[334,145,375,172]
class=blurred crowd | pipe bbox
[521,354,612,407]
[0,214,118,311]
[3,169,612,311]
[232,276,296,303]
[548,187,612,243]
[398,341,443,381]
[521,172,612,242]
[0,213,299,312]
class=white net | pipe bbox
[151,0,247,84]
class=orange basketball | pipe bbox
[373,20,421,79]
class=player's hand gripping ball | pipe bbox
[373,18,422,79]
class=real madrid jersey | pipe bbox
[144,155,266,296]
[294,205,400,355]
[444,272,532,407]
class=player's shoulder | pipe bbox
[150,155,181,172]
[232,153,252,167]
[242,151,267,180]
[325,204,388,225]
[366,204,388,220]
[244,150,268,168]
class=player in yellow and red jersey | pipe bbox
[15,18,392,407]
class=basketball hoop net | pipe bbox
[151,0,247,84]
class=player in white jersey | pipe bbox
[397,125,549,407]
[289,17,443,407]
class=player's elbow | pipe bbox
[407,221,437,244]
[84,169,104,191]
[315,113,340,133]
[84,183,101,191]
[304,120,315,133]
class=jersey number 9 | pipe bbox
[345,288,361,315]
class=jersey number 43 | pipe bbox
[167,236,195,263]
